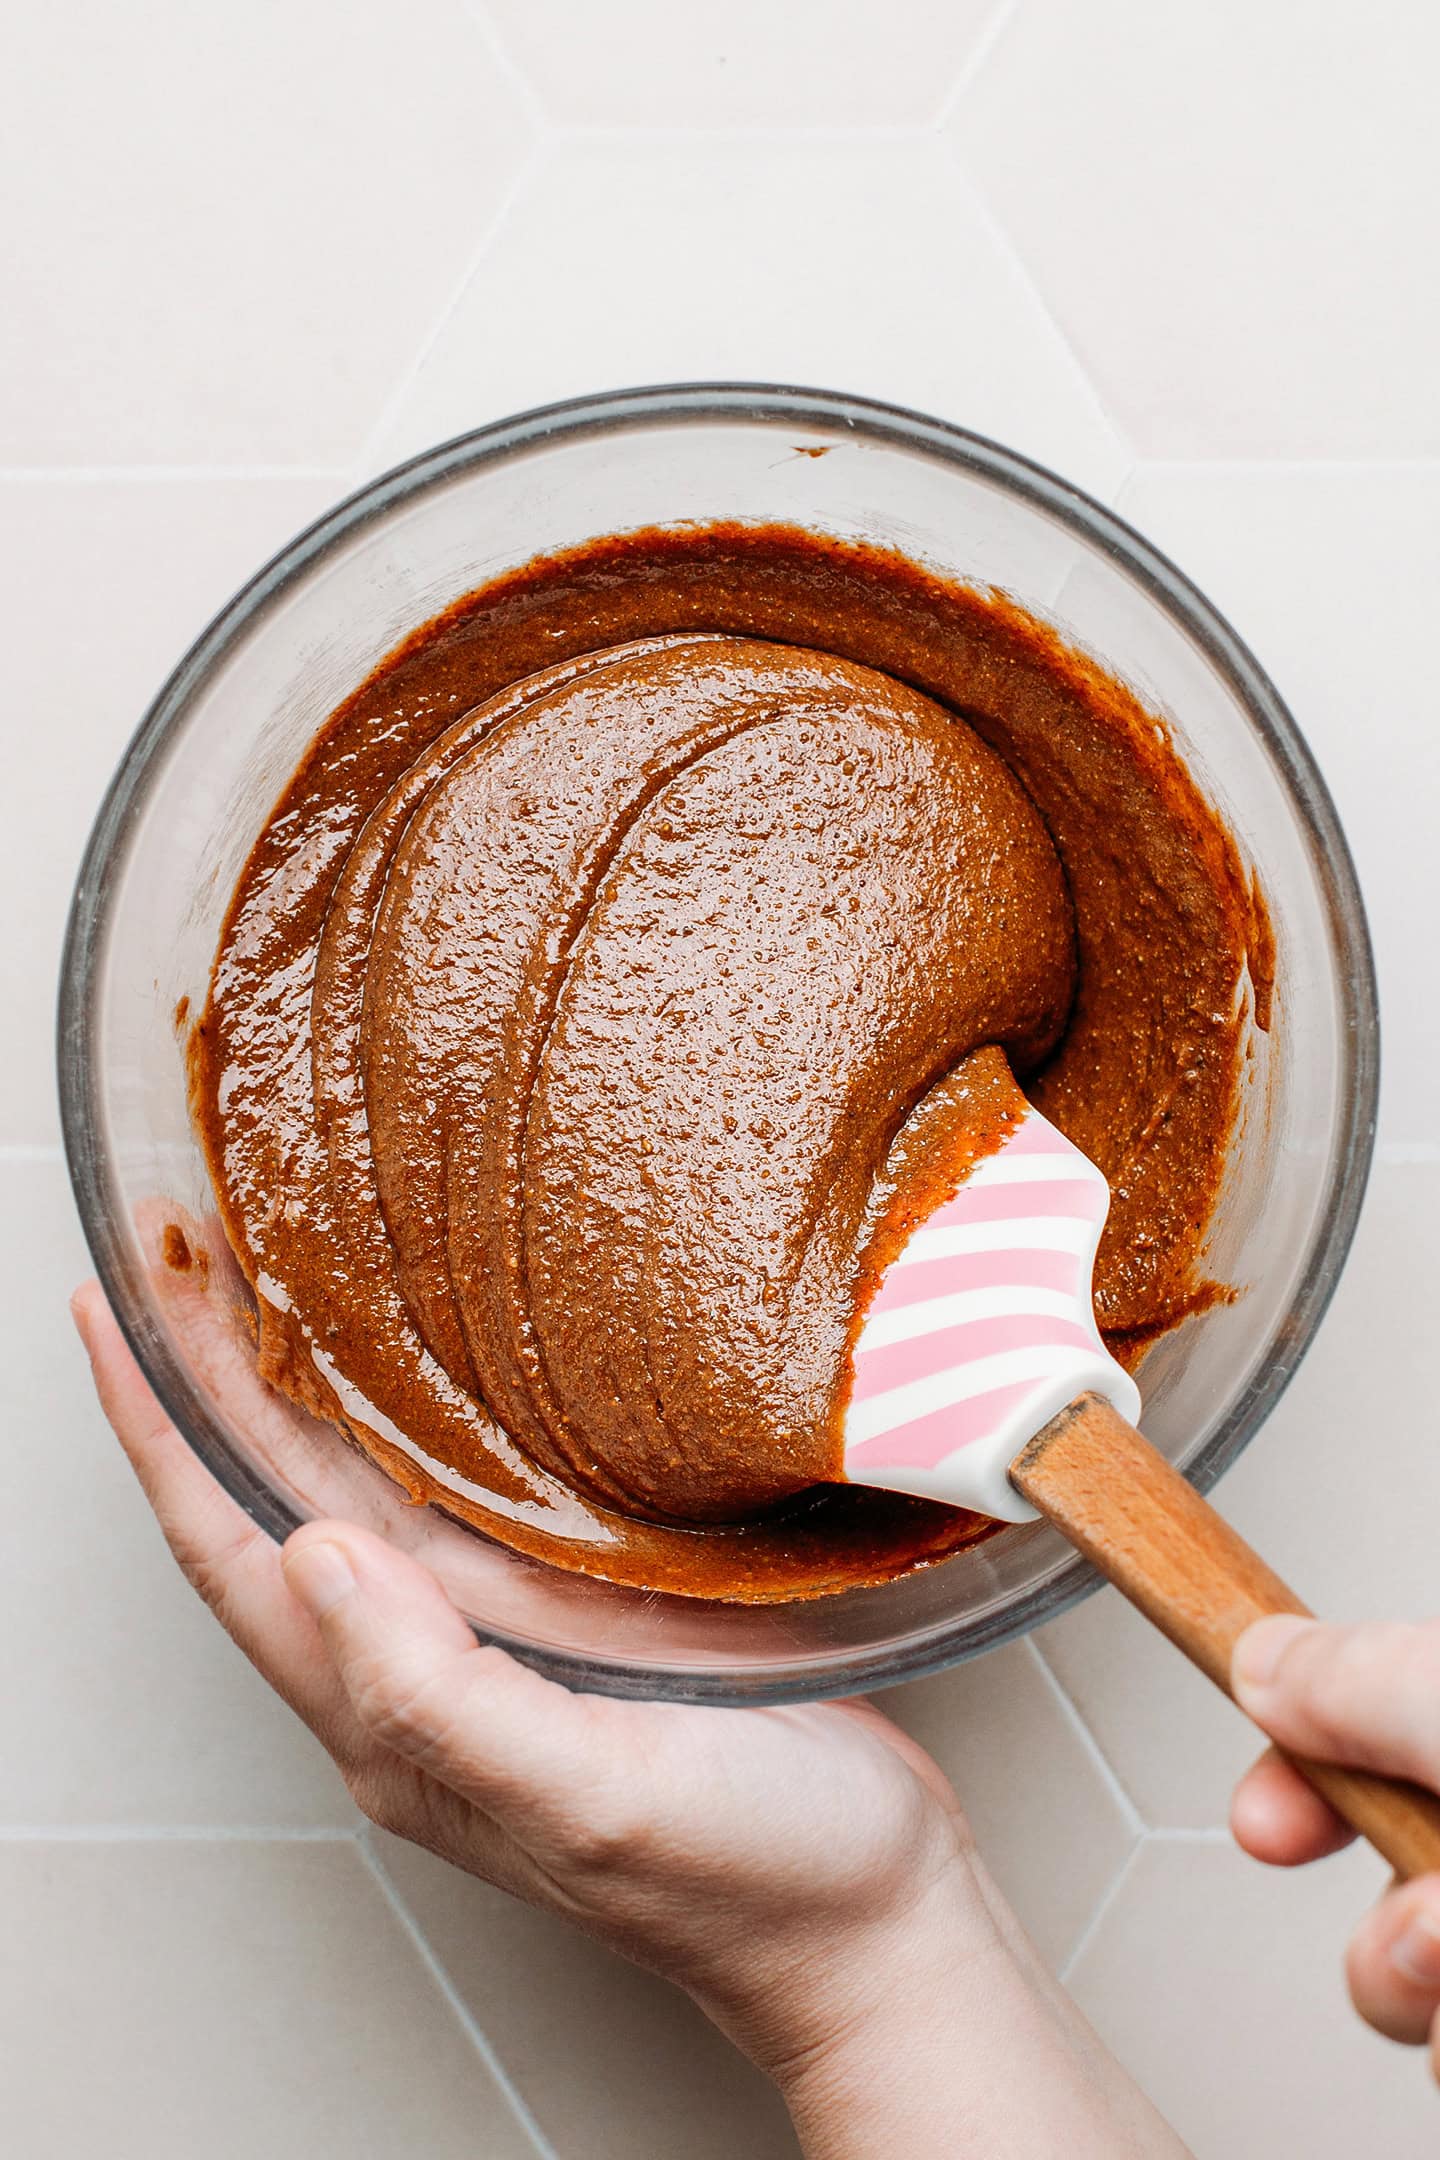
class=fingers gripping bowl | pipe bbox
[59,385,1376,1703]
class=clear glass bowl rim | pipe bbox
[57,381,1379,1700]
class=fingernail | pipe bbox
[69,1285,96,1351]
[1233,1614,1317,1696]
[1392,1912,1440,1988]
[283,1539,356,1618]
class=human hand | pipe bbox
[74,1279,1188,2157]
[1233,1615,1440,2077]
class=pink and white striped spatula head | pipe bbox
[842,1104,1141,1521]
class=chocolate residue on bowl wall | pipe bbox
[160,1219,209,1290]
[189,523,1261,1603]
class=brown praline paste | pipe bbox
[193,523,1261,1603]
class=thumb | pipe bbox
[1233,1616,1440,1790]
[281,1521,589,1813]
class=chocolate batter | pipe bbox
[193,524,1261,1602]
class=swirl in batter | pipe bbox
[193,525,1261,1601]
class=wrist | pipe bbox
[755,1854,1191,2160]
[765,1858,1022,2150]
[714,1849,1002,2093]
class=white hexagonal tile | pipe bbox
[1069,1839,1437,2156]
[2,0,533,464]
[1220,1161,1440,1625]
[878,1640,1137,1968]
[2,475,336,1145]
[1038,1162,1440,1829]
[370,136,1129,494]
[0,1157,355,1827]
[1117,461,1440,1147]
[371,1831,800,2158]
[948,0,1440,456]
[0,1840,539,2159]
[483,0,1002,126]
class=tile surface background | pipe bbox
[4,1,1437,2151]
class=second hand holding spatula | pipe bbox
[842,1089,1440,1879]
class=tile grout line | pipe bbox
[463,0,1019,148]
[545,119,941,145]
[0,1823,361,1841]
[347,128,554,485]
[1058,1837,1145,1987]
[936,144,1137,480]
[0,465,351,484]
[461,0,552,136]
[1105,454,1440,477]
[1100,453,1140,514]
[1024,1636,1148,1839]
[1142,1826,1236,1845]
[934,0,1023,130]
[464,5,948,146]
[355,1827,562,2160]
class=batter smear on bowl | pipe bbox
[193,524,1263,1602]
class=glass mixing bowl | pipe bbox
[59,384,1377,1703]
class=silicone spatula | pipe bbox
[842,1098,1440,1880]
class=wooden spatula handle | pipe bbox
[1011,1393,1440,1881]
